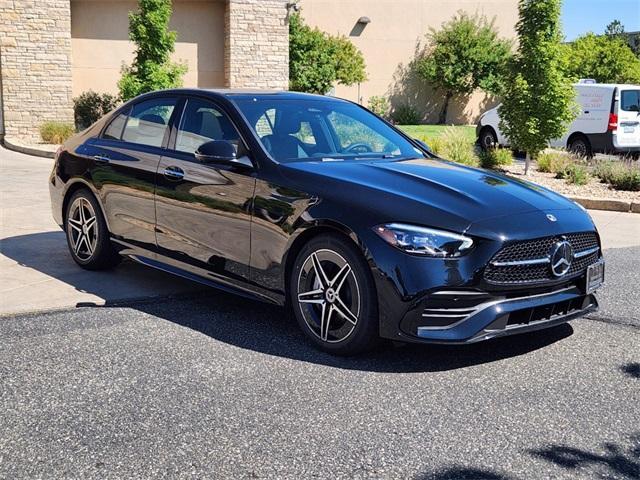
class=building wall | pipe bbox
[0,0,74,142]
[224,0,289,89]
[71,0,227,97]
[301,0,519,124]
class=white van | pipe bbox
[476,81,640,157]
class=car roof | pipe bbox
[573,83,640,90]
[142,88,348,102]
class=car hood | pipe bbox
[280,157,585,236]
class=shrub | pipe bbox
[73,91,119,130]
[609,164,640,191]
[40,121,75,144]
[440,127,479,166]
[593,160,618,184]
[537,151,572,174]
[421,135,444,155]
[563,163,590,185]
[367,95,390,119]
[479,147,513,169]
[391,104,420,125]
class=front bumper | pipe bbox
[402,285,597,344]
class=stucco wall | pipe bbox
[301,0,519,124]
[0,0,74,141]
[71,0,226,97]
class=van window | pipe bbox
[121,97,176,147]
[621,90,640,112]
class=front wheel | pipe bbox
[290,234,379,355]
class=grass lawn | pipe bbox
[397,125,476,142]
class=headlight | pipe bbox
[374,223,474,257]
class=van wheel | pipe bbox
[479,127,498,150]
[568,135,593,159]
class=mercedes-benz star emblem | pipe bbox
[546,214,557,222]
[550,240,573,277]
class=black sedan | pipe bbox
[49,89,605,355]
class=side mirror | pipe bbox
[194,140,253,168]
[413,138,432,152]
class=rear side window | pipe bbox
[103,109,129,140]
[621,90,640,112]
[121,97,176,147]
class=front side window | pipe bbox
[621,90,640,112]
[175,98,240,154]
[231,96,425,162]
[121,97,176,147]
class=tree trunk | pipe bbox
[438,91,453,125]
[525,152,531,175]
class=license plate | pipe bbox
[586,260,605,293]
[623,126,635,133]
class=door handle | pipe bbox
[163,166,185,180]
[93,154,110,163]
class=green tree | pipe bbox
[289,13,366,94]
[415,12,512,124]
[118,0,187,101]
[605,19,625,38]
[562,33,640,84]
[499,0,576,175]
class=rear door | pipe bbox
[615,87,640,148]
[81,96,178,249]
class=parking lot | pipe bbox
[1,146,639,479]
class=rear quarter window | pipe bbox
[621,90,640,112]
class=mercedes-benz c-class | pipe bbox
[49,89,605,355]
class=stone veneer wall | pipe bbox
[0,0,73,142]
[224,0,289,90]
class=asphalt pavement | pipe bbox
[1,145,639,479]
[0,245,638,479]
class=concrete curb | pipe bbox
[2,138,58,158]
[569,196,639,214]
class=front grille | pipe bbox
[484,232,599,286]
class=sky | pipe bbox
[562,0,640,41]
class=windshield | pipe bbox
[230,95,425,162]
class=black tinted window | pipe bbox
[621,90,640,112]
[175,98,240,154]
[122,97,176,147]
[103,109,129,140]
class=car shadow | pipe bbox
[129,292,574,373]
[2,231,573,373]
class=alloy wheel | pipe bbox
[67,197,98,261]
[296,249,360,343]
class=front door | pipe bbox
[154,96,256,288]
[615,88,640,148]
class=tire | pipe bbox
[65,189,121,270]
[568,135,593,159]
[479,127,498,151]
[289,233,379,355]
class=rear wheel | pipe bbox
[65,190,120,270]
[479,127,498,151]
[290,234,379,355]
[568,135,593,158]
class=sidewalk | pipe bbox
[1,146,639,316]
